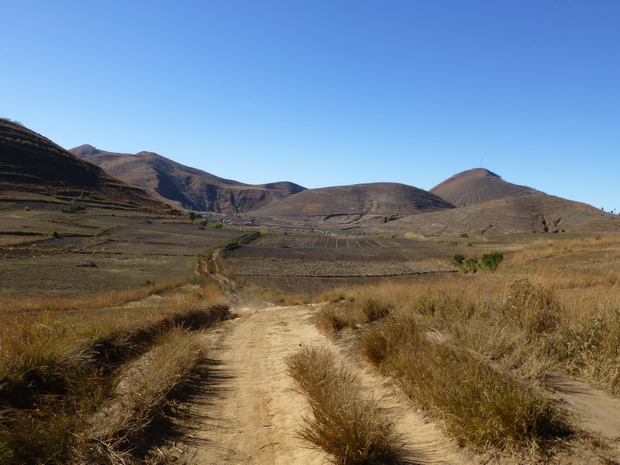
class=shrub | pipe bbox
[482,252,504,272]
[60,198,86,213]
[463,257,478,273]
[453,254,465,265]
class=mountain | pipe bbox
[0,119,175,212]
[71,145,306,213]
[430,168,540,207]
[252,182,455,226]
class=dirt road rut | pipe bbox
[178,304,476,465]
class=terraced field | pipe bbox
[223,233,465,295]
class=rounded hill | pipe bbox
[253,182,455,224]
[430,168,540,207]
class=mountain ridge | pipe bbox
[71,145,306,213]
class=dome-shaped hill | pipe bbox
[430,168,540,207]
[253,182,455,223]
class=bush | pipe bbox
[60,198,86,213]
[463,257,478,273]
[482,252,504,272]
[453,254,465,265]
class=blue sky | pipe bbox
[2,1,619,210]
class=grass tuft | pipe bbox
[287,346,404,464]
[361,313,570,452]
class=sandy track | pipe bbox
[179,304,477,465]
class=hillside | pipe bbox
[71,145,306,213]
[0,119,175,212]
[373,193,620,235]
[430,168,540,207]
[252,182,455,226]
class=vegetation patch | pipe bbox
[0,285,231,465]
[287,346,404,464]
[360,314,569,451]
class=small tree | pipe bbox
[188,211,197,222]
[481,252,504,272]
[453,254,465,266]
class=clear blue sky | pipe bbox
[2,1,619,210]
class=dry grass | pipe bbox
[360,313,569,452]
[79,329,205,464]
[309,234,620,455]
[0,278,191,315]
[315,288,393,334]
[0,234,49,247]
[287,346,404,465]
[0,284,230,465]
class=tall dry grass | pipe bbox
[360,313,568,451]
[0,283,230,465]
[311,279,587,452]
[80,328,205,463]
[287,346,404,465]
[311,234,620,454]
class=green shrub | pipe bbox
[481,252,504,272]
[463,258,478,273]
[60,199,86,213]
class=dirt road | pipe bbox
[178,303,477,465]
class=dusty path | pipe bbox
[178,304,477,465]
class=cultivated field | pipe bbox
[0,198,243,297]
[223,233,465,295]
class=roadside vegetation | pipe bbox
[0,280,230,465]
[287,346,404,464]
[312,234,620,459]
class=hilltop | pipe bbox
[430,168,540,207]
[71,145,306,213]
[0,119,175,212]
[252,182,455,227]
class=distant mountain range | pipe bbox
[70,145,305,213]
[2,119,617,234]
